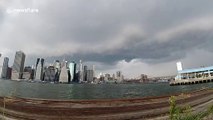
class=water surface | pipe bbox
[0,79,212,100]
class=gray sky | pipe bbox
[1,0,213,78]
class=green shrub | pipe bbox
[169,96,213,120]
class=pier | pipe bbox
[171,62,213,86]
[170,76,213,86]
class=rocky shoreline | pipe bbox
[0,89,212,120]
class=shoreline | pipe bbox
[0,88,212,120]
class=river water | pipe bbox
[0,79,212,100]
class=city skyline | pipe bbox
[0,51,127,83]
[1,0,213,77]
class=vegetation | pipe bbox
[169,96,213,120]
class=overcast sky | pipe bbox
[1,0,213,78]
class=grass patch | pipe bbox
[169,96,213,120]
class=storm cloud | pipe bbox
[1,0,213,77]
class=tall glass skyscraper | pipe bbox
[35,58,45,80]
[1,57,9,78]
[69,62,76,82]
[40,58,45,80]
[35,58,41,80]
[12,51,26,79]
[83,65,88,81]
[54,60,61,82]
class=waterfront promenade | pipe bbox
[0,89,212,120]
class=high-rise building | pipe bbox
[104,74,110,81]
[86,69,94,82]
[12,51,26,79]
[23,66,34,80]
[92,65,96,79]
[0,56,4,78]
[1,57,9,79]
[35,58,45,80]
[6,67,12,79]
[40,58,45,80]
[83,65,87,81]
[69,62,76,82]
[35,58,41,80]
[112,74,116,80]
[140,74,148,83]
[59,60,68,83]
[54,60,61,82]
[44,66,55,82]
[78,60,83,83]
[116,71,123,82]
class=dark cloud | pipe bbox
[1,0,213,76]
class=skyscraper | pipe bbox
[1,57,9,79]
[35,58,45,80]
[35,58,41,80]
[92,65,95,78]
[78,60,83,83]
[44,66,55,82]
[6,67,12,79]
[40,58,45,80]
[69,62,76,82]
[59,60,68,83]
[83,65,87,81]
[12,51,26,79]
[116,71,123,82]
[54,60,61,82]
[86,69,94,82]
[0,56,3,78]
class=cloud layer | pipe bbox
[1,0,213,77]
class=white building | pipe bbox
[59,61,68,83]
[12,51,26,80]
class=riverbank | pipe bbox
[0,89,212,120]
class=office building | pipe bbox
[1,57,9,79]
[0,56,3,78]
[69,62,76,82]
[112,74,116,80]
[116,71,123,82]
[83,65,87,81]
[22,72,31,80]
[12,51,26,79]
[140,74,148,83]
[78,60,83,83]
[23,66,34,80]
[35,58,45,80]
[54,60,61,82]
[92,65,96,80]
[59,61,68,83]
[44,66,55,82]
[40,58,45,80]
[35,58,41,80]
[86,69,94,82]
[104,74,111,81]
[7,67,12,79]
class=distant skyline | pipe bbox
[1,0,213,77]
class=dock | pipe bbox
[170,76,213,86]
